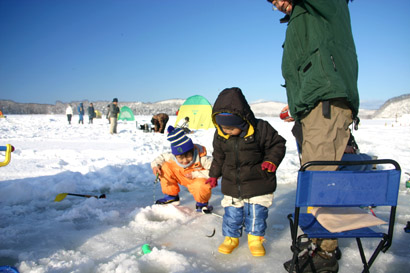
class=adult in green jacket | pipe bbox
[280,0,359,121]
[268,1,359,272]
[271,0,360,168]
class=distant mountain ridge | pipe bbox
[1,93,409,119]
[0,99,186,116]
[373,94,410,119]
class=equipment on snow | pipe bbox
[54,193,106,202]
[152,173,160,204]
[288,236,342,261]
[201,206,222,218]
[405,221,410,233]
[0,144,15,167]
[196,202,213,213]
[284,249,339,273]
[404,173,410,233]
[206,228,216,238]
[142,244,152,254]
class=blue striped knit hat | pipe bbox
[167,126,194,155]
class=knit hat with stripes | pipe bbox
[167,126,194,155]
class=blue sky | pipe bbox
[1,0,409,109]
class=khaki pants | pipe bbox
[110,117,117,134]
[301,101,353,251]
[301,101,353,171]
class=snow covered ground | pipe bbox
[0,115,409,273]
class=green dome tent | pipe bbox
[175,95,214,130]
[118,106,135,121]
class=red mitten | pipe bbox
[205,177,218,188]
[261,161,277,173]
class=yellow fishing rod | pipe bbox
[0,144,15,167]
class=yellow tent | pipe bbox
[94,110,102,118]
[175,95,214,130]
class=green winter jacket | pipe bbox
[282,0,359,121]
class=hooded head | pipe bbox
[214,113,249,137]
[167,126,194,155]
[212,87,256,138]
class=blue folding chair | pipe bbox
[287,159,401,273]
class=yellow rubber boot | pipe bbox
[248,234,265,257]
[218,237,239,254]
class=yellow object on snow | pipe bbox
[0,144,14,167]
[175,95,214,130]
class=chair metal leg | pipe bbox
[356,238,370,273]
[289,252,300,273]
[357,237,386,273]
[366,239,387,271]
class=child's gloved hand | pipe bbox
[152,165,162,176]
[261,161,277,173]
[205,177,218,188]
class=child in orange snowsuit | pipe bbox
[151,126,213,211]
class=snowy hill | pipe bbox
[1,93,410,119]
[249,101,287,117]
[373,94,410,119]
[0,99,185,116]
[358,109,376,119]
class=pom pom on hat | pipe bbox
[167,126,194,155]
[167,125,175,134]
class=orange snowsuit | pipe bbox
[151,144,213,203]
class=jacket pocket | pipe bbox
[298,48,331,103]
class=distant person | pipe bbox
[77,103,84,124]
[176,116,191,133]
[87,103,95,124]
[106,104,110,124]
[151,126,213,211]
[108,98,120,134]
[207,87,286,257]
[66,105,73,125]
[151,113,169,133]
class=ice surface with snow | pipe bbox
[1,115,409,273]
